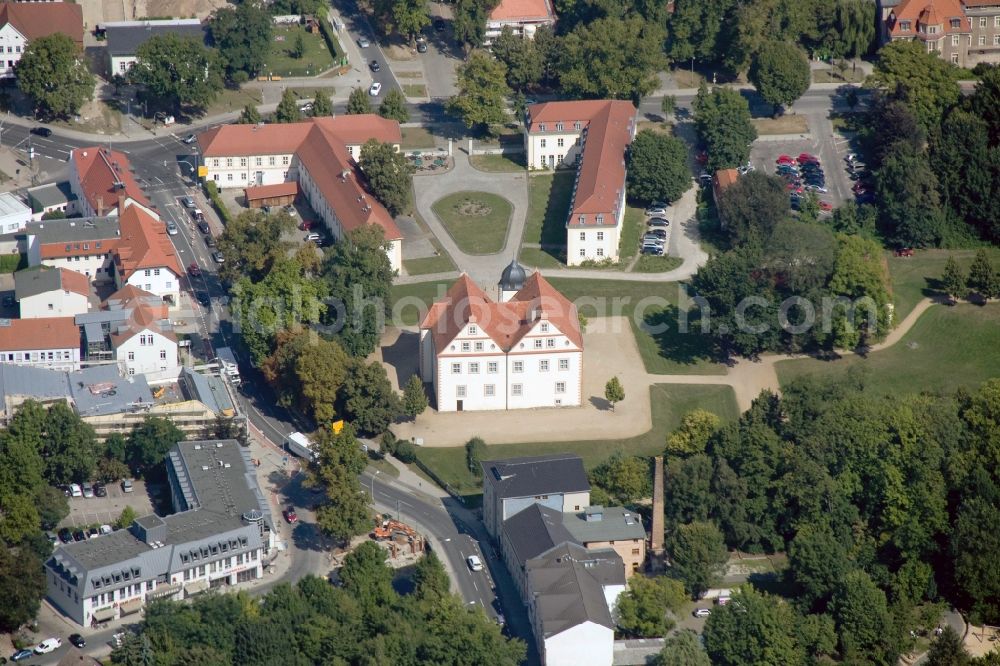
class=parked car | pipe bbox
[122,478,134,493]
[69,634,85,648]
[73,530,86,542]
[59,527,72,543]
[204,235,216,248]
[166,221,179,235]
[192,208,205,221]
[644,202,668,216]
[798,153,819,164]
[647,218,670,228]
[82,482,94,498]
[34,638,62,654]
[181,196,195,208]
[805,184,828,193]
[467,555,484,571]
[818,201,833,212]
[31,126,53,138]
[197,221,211,234]
[100,524,113,535]
[356,37,371,48]
[94,482,107,497]
[11,648,34,661]
[775,154,795,165]
[368,82,382,96]
[304,232,321,242]
[212,251,225,264]
[196,291,211,306]
[299,220,315,231]
[369,60,381,72]
[645,229,668,240]
[856,191,875,204]
[434,17,446,31]
[69,483,82,498]
[88,527,100,539]
[641,245,665,256]
[416,38,428,53]
[283,506,298,524]
[188,263,202,277]
[694,608,712,618]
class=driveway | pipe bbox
[421,1,461,98]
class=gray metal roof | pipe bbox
[503,503,575,568]
[180,368,234,415]
[27,217,119,244]
[0,192,29,217]
[0,364,71,408]
[26,182,77,211]
[561,506,646,544]
[14,265,66,300]
[525,542,624,636]
[69,365,152,417]
[482,453,589,499]
[105,21,206,57]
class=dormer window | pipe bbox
[556,123,564,131]
[951,18,960,28]
[539,124,546,131]
[900,20,911,31]
[468,325,477,335]
[574,121,582,130]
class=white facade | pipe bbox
[120,267,179,307]
[205,153,296,189]
[525,128,584,171]
[0,192,31,233]
[0,344,80,371]
[19,289,89,319]
[423,319,583,412]
[565,195,625,266]
[541,622,614,666]
[115,328,178,376]
[32,250,114,281]
[0,22,26,78]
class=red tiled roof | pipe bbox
[71,147,149,214]
[114,205,183,279]
[713,169,738,191]
[0,316,79,351]
[527,100,636,228]
[963,0,1000,6]
[102,284,166,318]
[489,0,555,22]
[889,0,967,37]
[39,235,119,261]
[0,3,83,46]
[109,304,176,346]
[420,273,582,353]
[57,267,90,297]
[196,115,401,157]
[244,181,299,202]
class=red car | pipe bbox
[786,183,803,193]
[798,153,819,164]
[895,247,915,257]
[283,506,298,524]
[776,154,795,165]
[818,201,833,212]
[299,220,315,231]
[188,263,201,277]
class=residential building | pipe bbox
[561,505,646,576]
[524,101,636,265]
[197,116,404,271]
[0,2,83,78]
[481,453,590,538]
[525,542,624,666]
[46,439,275,627]
[24,216,120,281]
[113,204,182,304]
[485,0,556,44]
[0,316,80,370]
[883,0,1000,67]
[0,192,31,233]
[103,19,205,75]
[14,265,91,318]
[68,147,150,218]
[25,181,78,220]
[419,265,584,412]
[101,285,178,376]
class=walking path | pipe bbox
[390,299,941,447]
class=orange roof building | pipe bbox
[525,100,637,266]
[0,317,81,371]
[0,3,83,78]
[418,265,583,412]
[197,115,404,271]
[68,147,150,218]
[112,204,183,305]
[486,0,556,43]
[883,0,1000,69]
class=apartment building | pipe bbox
[485,0,556,44]
[0,316,81,370]
[0,2,82,78]
[14,265,91,318]
[68,147,150,218]
[884,0,1000,66]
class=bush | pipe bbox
[0,253,26,273]
[394,440,417,463]
[380,431,399,456]
[203,180,232,224]
[317,17,343,62]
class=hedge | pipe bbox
[203,180,232,225]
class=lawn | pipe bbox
[403,254,455,276]
[265,25,336,77]
[618,206,644,264]
[469,153,526,172]
[403,84,428,97]
[415,384,740,496]
[887,248,1000,319]
[431,191,513,254]
[775,304,1000,396]
[205,87,263,117]
[390,280,452,325]
[751,115,809,135]
[401,127,436,149]
[519,246,564,269]
[812,67,866,84]
[634,255,683,273]
[522,172,575,264]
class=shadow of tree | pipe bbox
[589,396,612,411]
[640,304,728,368]
[381,330,420,390]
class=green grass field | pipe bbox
[469,154,526,172]
[522,172,574,264]
[401,127,436,149]
[403,84,428,97]
[887,248,1000,319]
[431,192,513,255]
[634,255,683,273]
[519,246,564,269]
[265,25,335,77]
[618,206,644,264]
[415,384,739,496]
[402,254,455,276]
[775,303,1000,396]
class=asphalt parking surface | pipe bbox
[61,479,154,529]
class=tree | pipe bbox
[787,522,851,611]
[290,32,306,59]
[359,138,415,216]
[238,103,262,124]
[452,0,489,48]
[556,17,665,101]
[413,551,451,602]
[615,575,687,637]
[0,493,40,544]
[829,570,899,666]
[967,249,998,298]
[693,86,758,172]
[115,505,138,529]
[927,626,971,666]
[591,450,650,505]
[402,375,428,420]
[311,91,333,117]
[605,376,625,411]
[315,462,372,545]
[340,360,401,436]
[40,402,99,485]
[34,485,69,531]
[272,332,349,424]
[941,256,967,303]
[0,547,45,632]
[131,34,223,114]
[465,437,487,475]
[868,40,961,130]
[703,588,807,666]
[274,89,302,123]
[716,172,789,245]
[127,416,185,472]
[626,130,692,205]
[749,42,811,115]
[666,520,728,598]
[347,87,373,115]
[448,51,511,133]
[392,0,430,41]
[15,33,93,119]
[653,629,712,666]
[217,209,295,284]
[322,225,394,357]
[491,27,543,92]
[665,409,721,456]
[378,88,410,122]
[208,1,273,79]
[875,141,943,247]
[340,541,394,605]
[950,495,1000,623]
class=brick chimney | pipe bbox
[96,195,105,217]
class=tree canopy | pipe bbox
[626,130,692,205]
[16,34,93,119]
[748,42,811,113]
[208,1,273,80]
[359,139,415,216]
[448,51,511,133]
[131,34,223,114]
[694,85,758,172]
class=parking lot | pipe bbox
[60,478,155,530]
[750,134,855,208]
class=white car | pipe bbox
[357,37,371,48]
[693,608,711,618]
[368,82,382,96]
[467,555,484,572]
[69,483,82,498]
[644,205,668,217]
[35,638,62,654]
[166,222,179,235]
